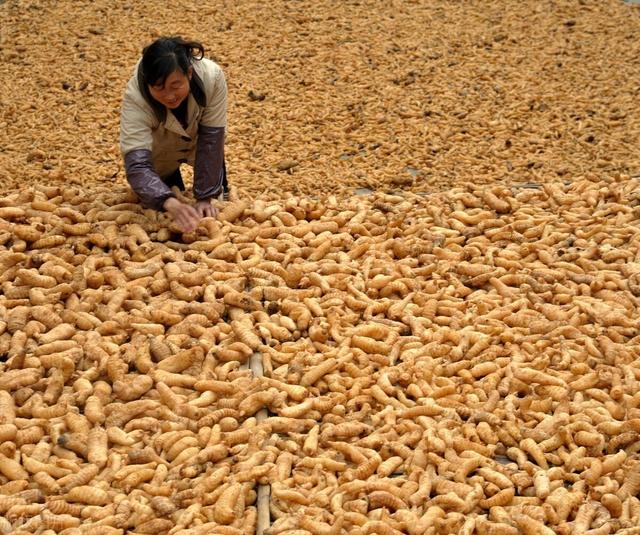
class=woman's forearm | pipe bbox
[124,149,176,210]
[193,125,225,200]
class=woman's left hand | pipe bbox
[194,199,218,218]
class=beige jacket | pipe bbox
[120,57,227,178]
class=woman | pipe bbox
[120,36,228,232]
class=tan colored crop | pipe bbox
[65,486,111,506]
[156,345,203,373]
[0,368,42,391]
[300,357,338,387]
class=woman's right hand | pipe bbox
[163,197,201,232]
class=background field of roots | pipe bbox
[2,1,640,535]
[1,0,639,196]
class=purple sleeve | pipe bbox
[123,149,176,211]
[193,125,225,200]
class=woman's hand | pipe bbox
[194,199,219,218]
[163,197,201,232]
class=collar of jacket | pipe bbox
[162,94,198,136]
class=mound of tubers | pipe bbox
[1,176,640,534]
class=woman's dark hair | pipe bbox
[138,36,207,122]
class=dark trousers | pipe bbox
[162,162,229,195]
[163,168,186,190]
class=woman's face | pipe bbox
[148,67,192,109]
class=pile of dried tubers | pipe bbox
[1,176,640,533]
